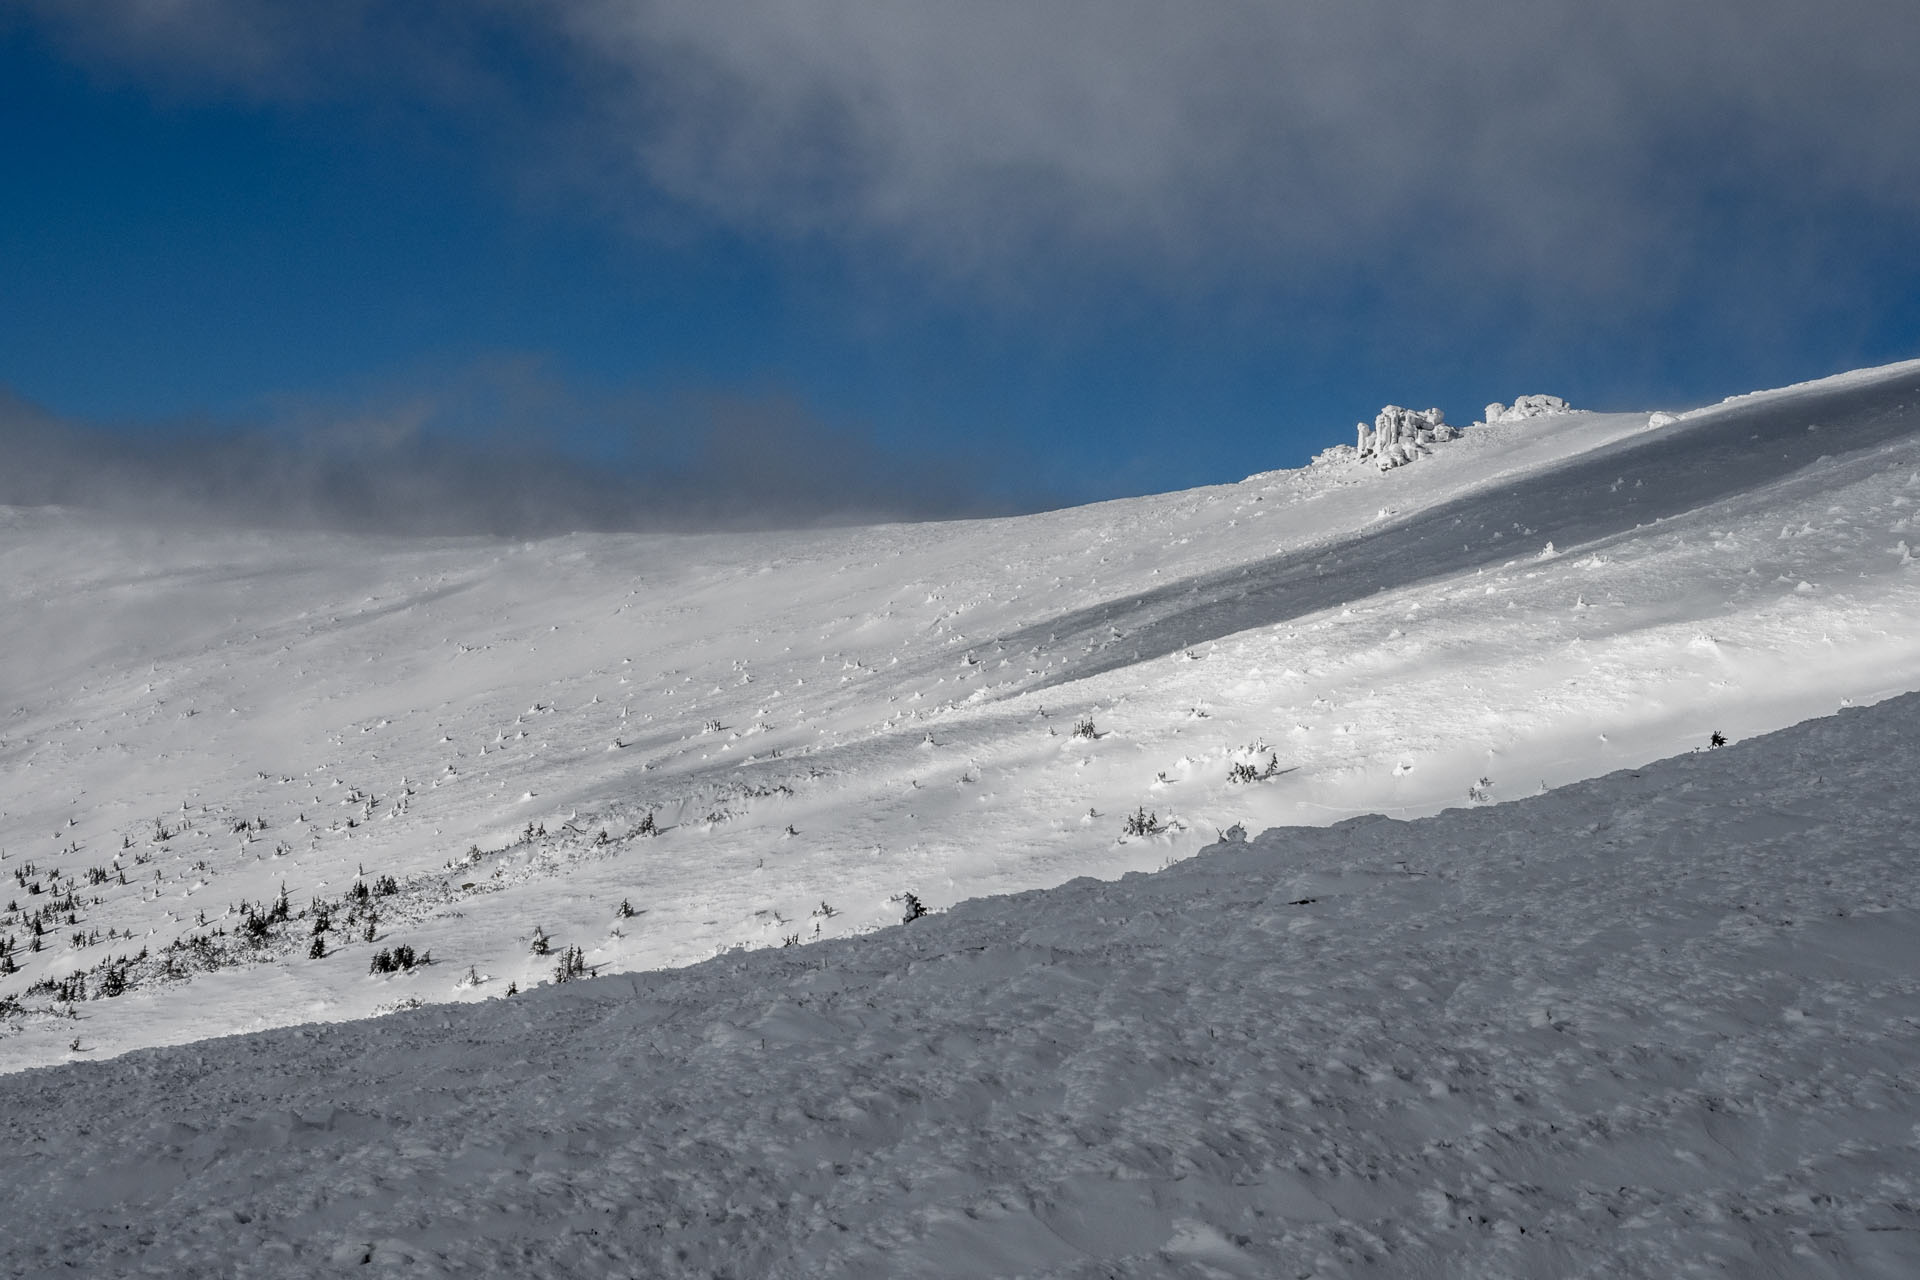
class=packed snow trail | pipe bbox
[3,696,1918,1277]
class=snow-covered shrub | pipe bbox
[899,892,927,923]
[1228,752,1284,783]
[368,944,421,975]
[1123,807,1165,837]
[552,946,587,983]
[1071,716,1097,739]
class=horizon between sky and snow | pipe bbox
[7,2,1920,528]
[2,359,1920,1274]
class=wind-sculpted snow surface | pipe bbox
[3,697,1918,1277]
[5,357,1920,1075]
[1014,361,1920,688]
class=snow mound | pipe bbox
[1483,393,1573,423]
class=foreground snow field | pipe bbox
[3,694,1918,1277]
[4,359,1920,1074]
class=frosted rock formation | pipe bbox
[1356,405,1454,470]
[1483,394,1572,424]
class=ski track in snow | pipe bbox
[2,695,1918,1277]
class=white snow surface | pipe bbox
[3,356,1920,1269]
[4,690,1919,1276]
[4,358,1920,1074]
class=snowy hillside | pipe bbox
[3,357,1920,1080]
[4,689,1918,1276]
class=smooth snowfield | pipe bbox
[4,697,1918,1277]
[4,360,1920,1071]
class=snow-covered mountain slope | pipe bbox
[4,691,1918,1277]
[3,358,1920,1073]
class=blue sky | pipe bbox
[5,2,1920,529]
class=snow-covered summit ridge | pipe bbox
[3,357,1920,1073]
[4,691,1918,1275]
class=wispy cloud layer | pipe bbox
[24,0,1920,294]
[0,370,1026,535]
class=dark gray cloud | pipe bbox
[22,1,1920,300]
[0,369,1032,536]
[564,0,1920,298]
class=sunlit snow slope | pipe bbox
[5,688,1920,1276]
[3,357,1920,1071]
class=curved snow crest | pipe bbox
[4,694,1920,1275]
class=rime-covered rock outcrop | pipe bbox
[1328,393,1576,473]
[1356,405,1455,470]
[1315,392,1582,473]
[1484,394,1572,423]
